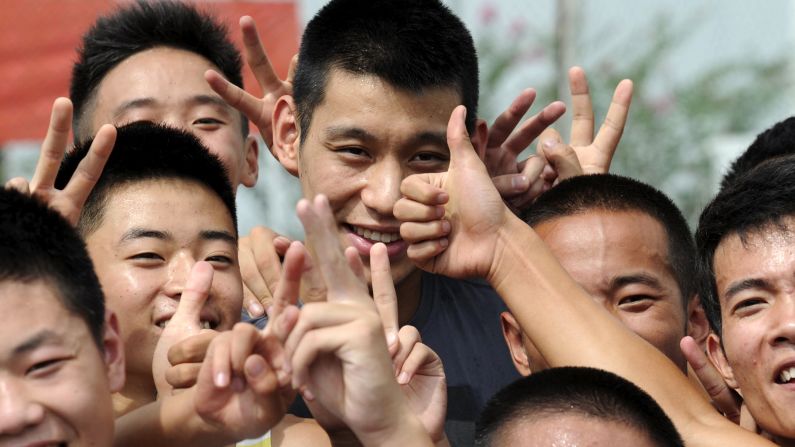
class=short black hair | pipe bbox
[0,188,106,346]
[70,0,247,139]
[475,367,684,447]
[293,0,479,141]
[56,121,237,237]
[696,156,795,334]
[720,116,795,191]
[524,174,696,305]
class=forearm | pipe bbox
[486,215,773,446]
[114,390,235,447]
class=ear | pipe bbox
[470,118,489,161]
[239,135,260,188]
[687,295,710,350]
[500,312,532,376]
[706,332,739,390]
[102,310,126,393]
[272,95,301,177]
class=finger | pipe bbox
[62,124,116,216]
[447,106,479,169]
[171,261,214,327]
[486,88,536,149]
[286,54,298,84]
[165,363,202,389]
[392,325,420,375]
[541,141,583,181]
[261,305,300,384]
[400,220,451,244]
[568,66,595,146]
[290,325,358,390]
[209,333,232,388]
[345,246,367,285]
[492,155,546,198]
[240,16,284,94]
[244,354,279,397]
[398,342,441,386]
[370,243,399,352]
[206,69,268,126]
[393,197,446,223]
[406,239,449,264]
[231,322,259,374]
[501,101,566,156]
[680,336,741,423]
[269,241,305,320]
[167,330,217,365]
[239,234,273,316]
[509,174,548,211]
[299,248,328,304]
[31,98,73,191]
[399,175,448,205]
[4,177,30,195]
[591,79,633,173]
[297,195,366,297]
[283,303,362,368]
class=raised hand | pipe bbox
[238,226,293,317]
[395,105,520,278]
[4,98,116,226]
[483,89,566,210]
[205,16,297,148]
[284,195,434,447]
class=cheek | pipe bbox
[722,325,766,384]
[214,274,243,325]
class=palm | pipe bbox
[401,360,446,442]
[197,381,293,437]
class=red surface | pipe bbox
[0,0,299,143]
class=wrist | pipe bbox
[354,403,433,447]
[485,213,533,288]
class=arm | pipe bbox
[394,105,774,447]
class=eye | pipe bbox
[128,252,165,265]
[617,295,656,312]
[411,152,448,163]
[205,254,234,266]
[26,358,67,377]
[338,146,369,157]
[732,297,767,316]
[193,117,225,129]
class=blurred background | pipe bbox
[2,0,793,237]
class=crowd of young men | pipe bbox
[1,0,794,446]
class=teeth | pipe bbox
[157,319,170,329]
[201,320,211,330]
[780,367,795,384]
[352,226,402,243]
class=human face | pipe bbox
[710,221,795,441]
[85,179,242,389]
[497,413,658,447]
[289,69,461,285]
[88,47,258,189]
[0,280,123,447]
[533,210,688,370]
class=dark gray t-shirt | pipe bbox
[251,272,519,446]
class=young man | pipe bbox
[696,155,795,445]
[501,174,708,375]
[474,367,684,447]
[394,104,776,446]
[70,0,259,191]
[0,187,125,446]
[55,121,244,418]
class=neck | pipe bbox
[395,268,423,326]
[113,373,156,417]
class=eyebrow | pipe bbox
[405,131,448,149]
[724,278,771,301]
[112,95,232,121]
[609,273,665,292]
[324,126,377,143]
[13,330,61,355]
[120,228,173,244]
[200,230,237,244]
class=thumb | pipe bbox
[447,105,478,168]
[171,261,214,329]
[542,141,583,181]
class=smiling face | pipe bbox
[0,280,123,447]
[85,179,242,398]
[86,47,258,190]
[277,69,464,286]
[709,220,795,441]
[512,210,688,372]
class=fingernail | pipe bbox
[274,236,291,245]
[397,371,410,384]
[302,387,315,401]
[277,369,289,385]
[250,302,264,316]
[436,205,446,218]
[437,192,449,203]
[544,139,557,148]
[441,220,451,233]
[248,360,264,378]
[214,372,228,388]
[439,238,449,248]
[386,331,398,347]
[512,175,528,190]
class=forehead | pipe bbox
[504,413,656,447]
[0,281,89,355]
[305,69,461,141]
[92,179,234,239]
[713,221,795,296]
[533,210,673,282]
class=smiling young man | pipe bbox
[0,187,125,446]
[55,122,243,417]
[70,0,259,191]
[500,174,708,375]
[267,1,519,442]
[697,155,795,445]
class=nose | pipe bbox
[360,157,403,217]
[162,252,195,298]
[0,377,45,434]
[769,295,795,346]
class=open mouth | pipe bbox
[775,366,795,385]
[349,224,403,244]
[155,318,218,330]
